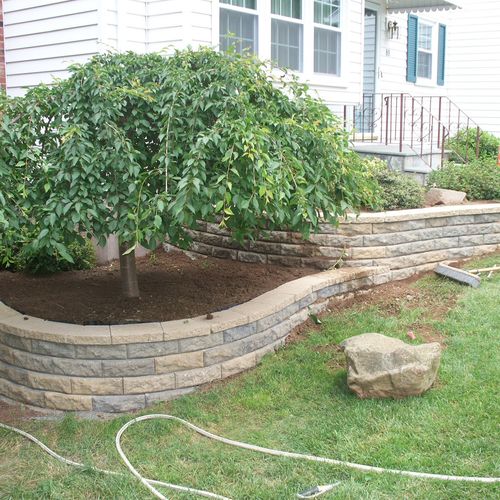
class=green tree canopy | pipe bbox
[0,48,376,296]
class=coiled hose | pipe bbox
[1,414,499,500]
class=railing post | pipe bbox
[385,96,389,145]
[441,125,447,168]
[420,103,424,157]
[476,126,481,159]
[465,117,470,162]
[411,97,415,149]
[399,93,404,153]
[437,96,442,148]
[343,105,347,130]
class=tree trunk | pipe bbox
[119,243,140,298]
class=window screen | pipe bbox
[314,27,340,74]
[314,0,340,28]
[271,18,302,70]
[220,8,257,54]
[271,0,301,19]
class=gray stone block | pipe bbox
[102,358,154,377]
[298,292,318,310]
[473,213,500,223]
[32,340,75,358]
[316,283,342,299]
[256,302,300,332]
[179,332,224,353]
[372,220,426,234]
[237,251,267,264]
[484,233,500,244]
[75,344,127,360]
[126,340,178,359]
[1,332,32,352]
[458,235,484,246]
[223,322,258,343]
[212,247,237,260]
[92,394,146,412]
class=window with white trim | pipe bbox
[314,0,341,75]
[417,21,432,79]
[219,0,258,55]
[271,0,303,71]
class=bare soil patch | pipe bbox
[287,272,455,347]
[0,250,315,325]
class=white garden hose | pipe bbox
[1,414,500,500]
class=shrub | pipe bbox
[447,128,500,162]
[361,157,425,210]
[0,232,96,274]
[428,158,500,201]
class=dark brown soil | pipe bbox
[0,250,315,325]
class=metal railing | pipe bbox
[341,93,483,168]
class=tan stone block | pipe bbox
[162,316,212,341]
[71,377,123,395]
[176,364,222,388]
[0,315,111,344]
[221,352,257,378]
[0,302,21,321]
[208,309,249,334]
[351,246,387,259]
[335,223,373,236]
[0,378,46,407]
[155,351,204,374]
[45,392,93,411]
[27,372,72,393]
[110,323,163,344]
[124,373,175,394]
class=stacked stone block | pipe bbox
[186,205,500,276]
[0,267,387,412]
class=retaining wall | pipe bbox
[0,266,390,412]
[186,204,500,275]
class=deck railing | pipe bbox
[342,93,483,168]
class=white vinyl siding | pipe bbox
[3,0,100,97]
[4,0,364,110]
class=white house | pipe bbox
[0,0,498,167]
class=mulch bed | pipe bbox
[0,250,315,325]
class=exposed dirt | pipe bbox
[286,272,457,348]
[0,250,315,325]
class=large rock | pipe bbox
[425,187,466,206]
[340,333,441,399]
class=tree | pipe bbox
[0,49,376,298]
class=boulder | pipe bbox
[425,187,466,206]
[340,333,441,399]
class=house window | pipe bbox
[271,0,303,71]
[314,0,341,75]
[407,15,446,85]
[219,0,258,54]
[417,22,433,79]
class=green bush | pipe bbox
[447,128,500,161]
[428,158,500,201]
[0,232,96,274]
[361,157,425,211]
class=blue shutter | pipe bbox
[407,15,418,83]
[437,24,446,86]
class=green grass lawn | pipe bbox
[1,255,499,499]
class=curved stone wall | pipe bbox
[0,266,389,412]
[186,204,500,277]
